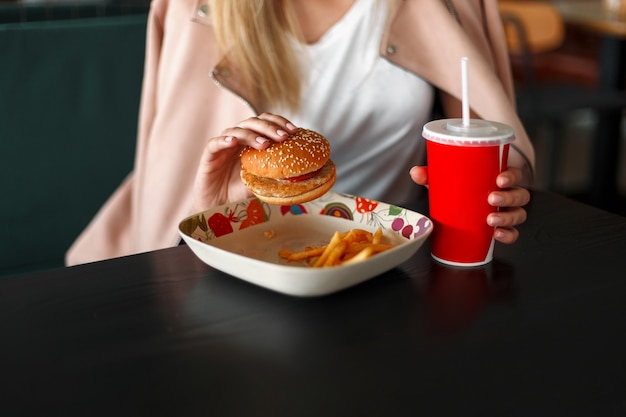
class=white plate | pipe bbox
[178,191,432,297]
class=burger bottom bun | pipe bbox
[241,160,336,205]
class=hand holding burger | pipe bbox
[191,113,303,213]
[240,128,336,205]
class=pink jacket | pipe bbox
[66,0,534,265]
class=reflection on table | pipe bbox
[2,190,626,416]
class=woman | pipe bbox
[66,0,533,266]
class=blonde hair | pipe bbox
[210,0,303,110]
[210,0,400,111]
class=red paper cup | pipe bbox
[423,118,515,267]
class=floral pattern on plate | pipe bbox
[180,192,431,243]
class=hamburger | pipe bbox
[240,128,336,205]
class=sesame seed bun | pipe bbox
[240,128,331,179]
[240,128,336,205]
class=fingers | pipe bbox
[220,113,298,150]
[487,206,527,228]
[489,167,531,210]
[205,133,238,154]
[409,166,428,186]
[488,206,526,244]
[202,112,298,163]
[493,226,520,244]
[488,186,530,210]
[495,166,524,189]
[487,166,531,245]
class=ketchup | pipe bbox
[283,168,322,182]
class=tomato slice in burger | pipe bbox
[283,168,322,182]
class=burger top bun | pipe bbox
[240,128,331,179]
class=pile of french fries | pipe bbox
[278,227,396,267]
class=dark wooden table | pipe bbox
[2,190,626,417]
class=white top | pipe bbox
[275,0,434,208]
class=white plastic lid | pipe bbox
[423,118,515,147]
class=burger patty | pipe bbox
[240,160,336,198]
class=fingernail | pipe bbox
[277,129,288,137]
[488,215,503,226]
[225,136,234,142]
[494,228,506,239]
[497,176,510,187]
[286,122,297,131]
[489,194,504,205]
[255,136,268,144]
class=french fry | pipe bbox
[372,227,383,245]
[313,231,342,267]
[341,246,375,266]
[285,247,326,262]
[345,243,395,254]
[278,227,396,267]
[323,240,348,267]
[341,229,372,244]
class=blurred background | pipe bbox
[500,0,626,213]
[0,0,624,278]
[0,0,150,277]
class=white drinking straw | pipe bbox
[461,57,470,127]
